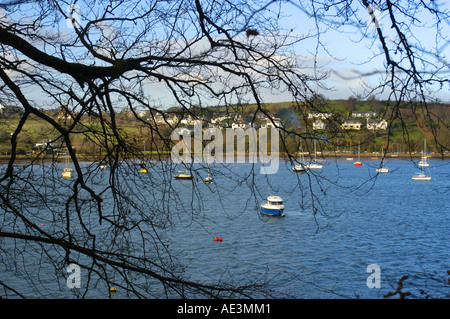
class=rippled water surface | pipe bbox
[166,158,449,298]
[1,158,449,298]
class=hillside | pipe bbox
[0,98,448,158]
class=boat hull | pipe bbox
[306,163,322,169]
[376,168,388,173]
[353,162,362,166]
[204,177,213,183]
[412,175,431,181]
[62,168,74,178]
[260,206,284,217]
[292,165,306,172]
[174,174,193,180]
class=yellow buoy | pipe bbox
[110,287,117,292]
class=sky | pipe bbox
[1,1,449,109]
[275,0,450,103]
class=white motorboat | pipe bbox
[174,170,193,180]
[412,171,431,181]
[376,167,389,173]
[260,195,285,217]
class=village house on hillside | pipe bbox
[313,119,326,130]
[351,111,377,118]
[55,105,74,121]
[231,121,248,129]
[366,118,388,130]
[0,103,24,116]
[342,118,362,130]
[307,112,333,119]
[138,104,388,134]
[260,116,283,129]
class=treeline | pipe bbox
[0,97,448,157]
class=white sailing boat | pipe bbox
[305,140,322,169]
[412,167,431,181]
[418,139,430,167]
[413,141,431,180]
[174,139,193,180]
[204,165,213,183]
[174,168,193,180]
[292,142,307,172]
[376,164,388,173]
[376,149,388,173]
[61,152,74,178]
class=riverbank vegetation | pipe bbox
[1,97,448,161]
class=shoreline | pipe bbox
[0,152,446,165]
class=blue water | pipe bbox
[165,158,449,298]
[0,158,448,298]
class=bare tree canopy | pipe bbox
[0,0,448,299]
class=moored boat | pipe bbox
[376,167,388,173]
[306,163,323,169]
[307,140,323,169]
[174,170,193,180]
[354,142,362,166]
[412,172,431,181]
[62,167,74,178]
[260,195,285,217]
[418,139,430,167]
[292,164,306,172]
[293,143,307,172]
[62,152,74,178]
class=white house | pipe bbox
[261,117,283,128]
[231,122,247,129]
[307,112,333,119]
[367,118,388,130]
[342,118,361,130]
[166,114,179,125]
[313,119,326,130]
[351,111,377,118]
[211,115,231,124]
[180,115,194,125]
[35,140,58,148]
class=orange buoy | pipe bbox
[218,237,222,241]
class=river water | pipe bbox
[0,157,449,299]
[166,158,449,299]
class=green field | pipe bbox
[0,99,448,157]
